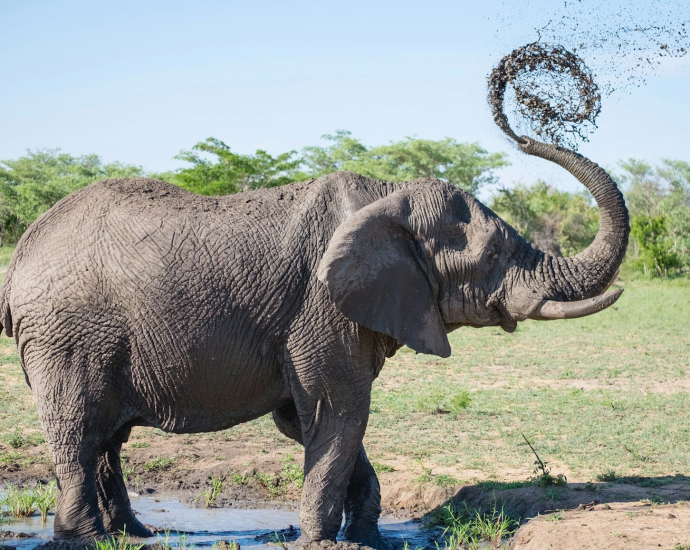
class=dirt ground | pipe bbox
[509,502,690,550]
[4,434,690,549]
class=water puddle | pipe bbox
[1,494,428,549]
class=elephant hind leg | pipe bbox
[28,340,128,540]
[97,426,153,537]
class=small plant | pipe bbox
[279,462,304,489]
[433,501,519,548]
[412,462,458,488]
[93,527,146,550]
[211,542,239,550]
[271,532,288,550]
[434,474,460,488]
[371,461,395,474]
[143,456,175,472]
[413,463,434,485]
[156,529,174,550]
[415,388,472,415]
[198,474,225,507]
[177,533,196,550]
[121,460,135,485]
[3,432,26,449]
[35,480,56,522]
[522,434,567,488]
[130,442,149,449]
[544,512,565,521]
[447,391,472,414]
[596,470,617,482]
[229,470,251,486]
[1,483,38,517]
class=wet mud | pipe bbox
[489,1,689,149]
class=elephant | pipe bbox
[0,136,628,548]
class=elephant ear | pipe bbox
[317,192,451,358]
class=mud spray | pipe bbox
[489,0,689,149]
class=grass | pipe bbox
[155,530,198,550]
[431,501,519,549]
[197,474,225,507]
[1,242,690,488]
[371,461,396,474]
[143,456,175,472]
[0,481,56,520]
[92,528,146,550]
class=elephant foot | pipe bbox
[292,536,377,550]
[41,532,109,550]
[341,528,394,550]
[115,518,153,538]
[53,523,108,543]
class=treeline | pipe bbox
[1,132,688,277]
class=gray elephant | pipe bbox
[0,137,627,548]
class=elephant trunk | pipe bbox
[516,137,629,316]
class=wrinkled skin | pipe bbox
[0,139,628,548]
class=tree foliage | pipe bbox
[630,215,681,277]
[301,131,508,195]
[0,149,142,244]
[616,159,690,276]
[167,138,305,195]
[490,181,599,257]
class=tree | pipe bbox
[490,181,599,257]
[630,215,681,277]
[0,149,142,244]
[616,159,690,273]
[167,138,306,196]
[301,130,508,195]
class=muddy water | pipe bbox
[1,494,428,549]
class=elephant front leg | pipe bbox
[297,397,369,545]
[342,446,391,550]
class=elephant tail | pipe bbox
[0,255,16,338]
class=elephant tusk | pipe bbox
[529,288,624,321]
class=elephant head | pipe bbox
[317,137,629,358]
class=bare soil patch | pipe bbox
[510,501,690,550]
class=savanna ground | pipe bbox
[1,243,690,549]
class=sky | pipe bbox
[1,0,689,200]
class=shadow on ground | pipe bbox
[424,475,690,523]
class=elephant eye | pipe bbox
[488,251,499,263]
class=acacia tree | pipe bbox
[167,138,306,196]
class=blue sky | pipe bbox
[1,0,688,199]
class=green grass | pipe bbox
[0,481,55,520]
[371,461,396,474]
[430,501,519,548]
[143,456,175,472]
[365,279,690,479]
[197,474,225,507]
[92,528,146,550]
